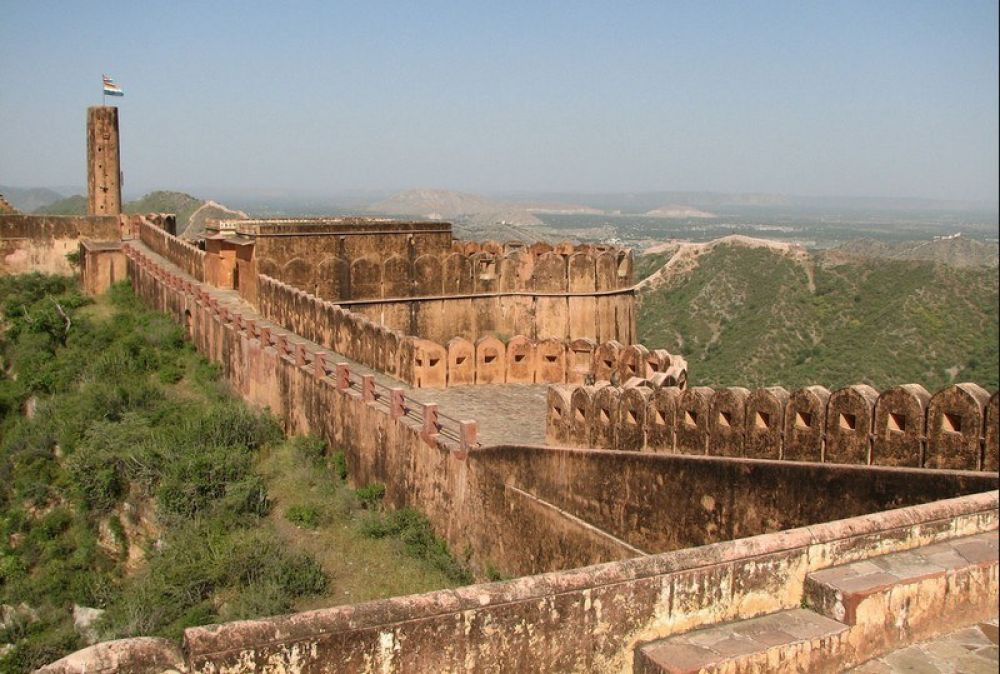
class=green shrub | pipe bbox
[332,451,348,481]
[291,435,326,466]
[285,505,320,529]
[361,508,472,584]
[354,483,385,509]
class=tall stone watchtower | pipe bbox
[87,106,122,216]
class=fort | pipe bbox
[1,107,997,673]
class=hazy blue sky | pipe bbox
[1,1,997,202]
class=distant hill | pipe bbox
[369,189,544,231]
[183,200,249,238]
[637,237,999,391]
[0,185,65,212]
[644,205,717,219]
[27,190,248,236]
[32,194,87,215]
[827,236,998,268]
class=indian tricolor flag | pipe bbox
[102,75,124,97]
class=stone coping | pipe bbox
[183,489,998,658]
[473,442,1000,479]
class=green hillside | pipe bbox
[637,243,999,391]
[32,195,87,216]
[123,191,204,229]
[28,191,206,227]
[0,276,465,671]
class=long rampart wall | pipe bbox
[547,382,1000,472]
[257,273,666,388]
[117,241,1000,673]
[138,217,205,281]
[0,214,121,275]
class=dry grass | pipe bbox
[257,441,459,610]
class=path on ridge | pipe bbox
[132,240,549,447]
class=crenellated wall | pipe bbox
[106,238,999,674]
[256,273,672,388]
[547,381,1000,471]
[246,225,634,301]
[138,217,205,281]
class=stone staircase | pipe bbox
[634,531,999,673]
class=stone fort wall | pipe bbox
[210,218,637,344]
[255,272,661,388]
[0,214,122,275]
[61,227,997,674]
[547,381,1000,471]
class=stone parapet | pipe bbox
[547,381,1000,471]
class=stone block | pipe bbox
[382,255,410,298]
[617,387,651,451]
[531,252,567,293]
[872,384,930,467]
[745,387,789,459]
[384,330,402,379]
[413,254,443,296]
[545,386,573,447]
[783,386,830,462]
[824,385,878,464]
[646,349,672,377]
[593,340,624,382]
[568,252,597,292]
[708,387,750,457]
[618,344,650,382]
[646,386,680,453]
[475,336,506,384]
[567,338,596,385]
[535,338,567,384]
[926,383,991,470]
[412,339,446,389]
[443,252,474,294]
[505,335,536,384]
[570,385,598,447]
[446,337,475,386]
[675,387,714,455]
[592,386,621,449]
[472,252,499,293]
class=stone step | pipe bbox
[804,531,998,651]
[633,608,849,674]
[634,532,999,673]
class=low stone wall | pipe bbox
[547,382,1000,471]
[0,214,120,275]
[181,492,997,673]
[138,217,205,281]
[256,274,413,382]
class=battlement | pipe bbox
[547,381,1000,471]
[256,272,670,388]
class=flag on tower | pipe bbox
[102,75,124,97]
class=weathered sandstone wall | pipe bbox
[0,214,120,275]
[548,382,1000,471]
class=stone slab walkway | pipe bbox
[848,619,999,673]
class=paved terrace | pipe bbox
[130,239,549,447]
